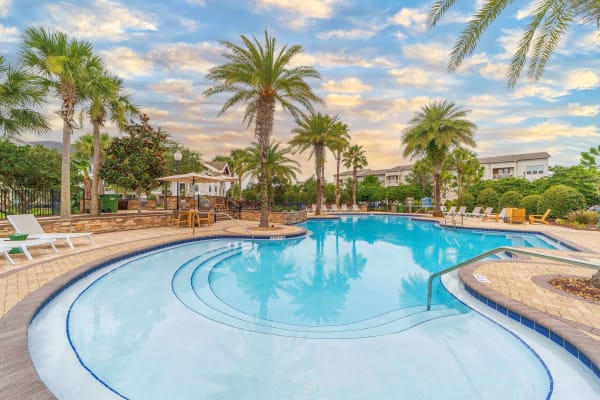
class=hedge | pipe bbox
[499,190,523,209]
[520,194,542,216]
[476,188,499,208]
[537,185,586,219]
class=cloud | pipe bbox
[45,0,158,41]
[186,0,206,6]
[99,47,153,78]
[256,0,341,29]
[0,0,10,17]
[178,17,198,32]
[324,94,363,107]
[496,29,521,60]
[515,3,536,20]
[389,7,428,33]
[507,121,599,143]
[389,67,457,89]
[293,50,395,69]
[141,107,170,118]
[317,28,378,40]
[148,41,222,73]
[402,42,449,66]
[563,69,600,91]
[564,103,600,117]
[150,79,194,96]
[479,62,507,80]
[511,84,567,101]
[321,78,371,93]
[0,24,19,43]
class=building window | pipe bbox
[492,167,514,179]
[526,165,544,175]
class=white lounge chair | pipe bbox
[465,207,482,218]
[310,204,317,214]
[443,206,456,216]
[341,204,349,212]
[352,204,360,212]
[0,238,58,262]
[8,214,94,249]
[483,208,507,223]
[481,207,493,218]
[0,243,15,265]
[455,206,467,217]
[329,204,339,213]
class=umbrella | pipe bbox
[158,172,224,183]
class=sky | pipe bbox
[1,0,599,180]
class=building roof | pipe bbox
[477,152,550,164]
[386,164,413,172]
[204,161,230,175]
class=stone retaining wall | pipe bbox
[0,212,174,235]
[240,210,307,224]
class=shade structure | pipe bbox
[158,172,225,183]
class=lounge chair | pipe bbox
[529,209,551,225]
[352,204,360,212]
[310,204,317,214]
[481,207,493,218]
[482,208,507,223]
[0,243,15,264]
[0,237,58,262]
[7,214,94,249]
[341,204,349,212]
[465,207,482,218]
[329,204,339,213]
[443,206,456,216]
[455,206,467,217]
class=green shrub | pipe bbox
[537,185,586,219]
[520,194,542,216]
[499,190,523,208]
[458,192,475,209]
[476,188,498,208]
[566,210,599,225]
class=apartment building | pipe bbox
[337,152,551,186]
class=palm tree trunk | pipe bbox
[433,165,442,217]
[335,150,340,207]
[255,96,275,228]
[90,120,101,216]
[352,168,357,207]
[60,119,71,218]
[315,145,323,215]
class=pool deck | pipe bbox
[0,214,599,398]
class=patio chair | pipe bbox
[329,204,339,213]
[173,210,190,228]
[341,204,349,212]
[0,237,58,262]
[7,214,94,249]
[0,243,15,265]
[482,207,493,218]
[352,204,360,212]
[482,208,507,223]
[310,204,317,214]
[196,198,213,226]
[455,206,467,217]
[465,207,482,218]
[529,209,551,225]
[443,206,456,216]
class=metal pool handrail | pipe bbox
[426,246,600,311]
[211,211,256,244]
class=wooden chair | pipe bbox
[529,209,551,225]
[508,208,526,224]
[194,211,212,226]
[173,210,191,228]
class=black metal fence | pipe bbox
[237,200,307,211]
[0,189,60,220]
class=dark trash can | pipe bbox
[100,194,120,212]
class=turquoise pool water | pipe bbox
[30,216,594,399]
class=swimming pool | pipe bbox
[29,216,600,399]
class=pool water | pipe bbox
[29,216,597,399]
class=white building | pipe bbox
[337,152,551,186]
[169,161,234,198]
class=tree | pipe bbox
[72,133,111,210]
[0,56,49,138]
[289,112,346,215]
[580,145,600,170]
[204,31,321,227]
[165,141,204,174]
[429,0,600,86]
[342,144,368,207]
[0,139,64,190]
[402,100,476,216]
[244,142,300,205]
[20,27,102,218]
[101,115,168,213]
[406,158,434,197]
[329,121,350,208]
[444,147,482,199]
[82,70,139,216]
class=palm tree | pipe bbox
[204,31,322,227]
[329,121,350,208]
[402,100,476,217]
[222,148,250,201]
[289,112,346,215]
[0,56,49,138]
[342,144,368,208]
[82,70,139,216]
[244,142,300,205]
[20,27,102,218]
[443,147,482,200]
[429,0,600,86]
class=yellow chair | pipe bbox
[173,210,191,228]
[194,211,212,226]
[529,209,551,225]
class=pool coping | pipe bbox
[0,231,306,400]
[459,262,600,381]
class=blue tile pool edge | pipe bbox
[461,276,600,382]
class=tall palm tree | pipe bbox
[402,100,476,217]
[0,56,49,138]
[329,121,350,208]
[429,0,600,86]
[244,142,300,204]
[289,112,346,215]
[82,70,139,216]
[204,31,322,227]
[20,27,102,218]
[228,148,250,200]
[342,144,368,208]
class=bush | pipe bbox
[538,185,586,219]
[477,188,498,208]
[458,192,475,209]
[566,210,599,225]
[499,190,523,209]
[520,194,542,216]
